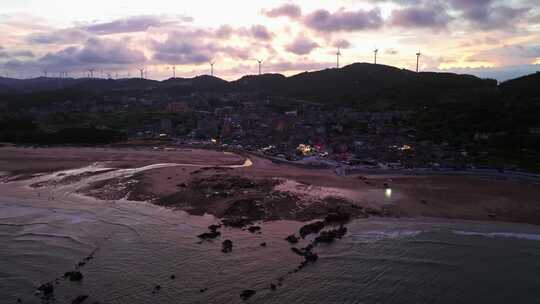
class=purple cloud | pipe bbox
[83,15,186,35]
[263,4,302,18]
[26,37,148,71]
[390,4,451,28]
[249,25,273,41]
[27,28,88,44]
[303,8,383,32]
[449,0,530,29]
[0,50,35,60]
[467,44,540,64]
[285,37,319,55]
[333,39,351,49]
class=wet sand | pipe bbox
[1,146,540,226]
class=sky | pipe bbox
[0,0,539,81]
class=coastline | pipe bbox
[1,146,539,226]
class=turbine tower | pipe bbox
[172,66,176,78]
[374,48,379,65]
[87,68,95,79]
[43,69,48,77]
[138,67,145,79]
[336,48,342,69]
[256,59,263,75]
[210,62,215,77]
[416,51,421,73]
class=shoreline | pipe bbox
[1,146,540,226]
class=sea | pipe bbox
[1,196,540,304]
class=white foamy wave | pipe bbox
[349,229,422,242]
[452,230,540,241]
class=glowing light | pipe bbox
[211,138,217,144]
[297,144,313,155]
[399,144,412,151]
[385,188,392,198]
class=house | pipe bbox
[167,102,190,113]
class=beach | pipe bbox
[2,146,540,303]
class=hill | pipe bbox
[0,63,515,109]
[500,71,540,99]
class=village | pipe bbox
[5,90,493,174]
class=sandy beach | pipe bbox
[1,146,539,226]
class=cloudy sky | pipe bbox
[0,0,539,81]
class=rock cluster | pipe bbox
[222,240,233,253]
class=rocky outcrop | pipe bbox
[247,226,261,233]
[197,231,221,239]
[240,289,256,300]
[299,221,325,238]
[285,234,299,244]
[314,226,347,243]
[222,240,233,253]
[71,295,89,304]
[64,271,83,282]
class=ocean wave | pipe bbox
[13,232,94,247]
[349,229,422,242]
[452,230,540,241]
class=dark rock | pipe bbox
[200,288,208,293]
[421,200,428,205]
[304,251,318,262]
[17,298,22,303]
[247,226,261,233]
[223,199,266,224]
[170,275,176,280]
[299,221,325,238]
[240,289,256,300]
[270,284,277,291]
[222,239,233,253]
[285,234,298,244]
[291,245,318,264]
[324,211,351,224]
[365,208,382,216]
[77,261,86,267]
[71,295,89,304]
[64,271,83,282]
[222,216,253,228]
[154,285,161,290]
[197,231,220,240]
[291,247,303,256]
[260,242,267,247]
[38,283,54,295]
[315,226,347,244]
[208,224,221,232]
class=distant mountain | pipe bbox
[0,63,529,109]
[500,71,540,99]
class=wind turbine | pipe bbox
[416,51,421,73]
[172,66,176,78]
[256,59,263,75]
[210,61,215,77]
[138,67,145,79]
[336,48,342,69]
[43,69,48,77]
[374,48,379,65]
[87,68,95,79]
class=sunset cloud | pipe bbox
[303,8,384,32]
[0,1,538,81]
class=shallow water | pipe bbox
[1,196,540,304]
